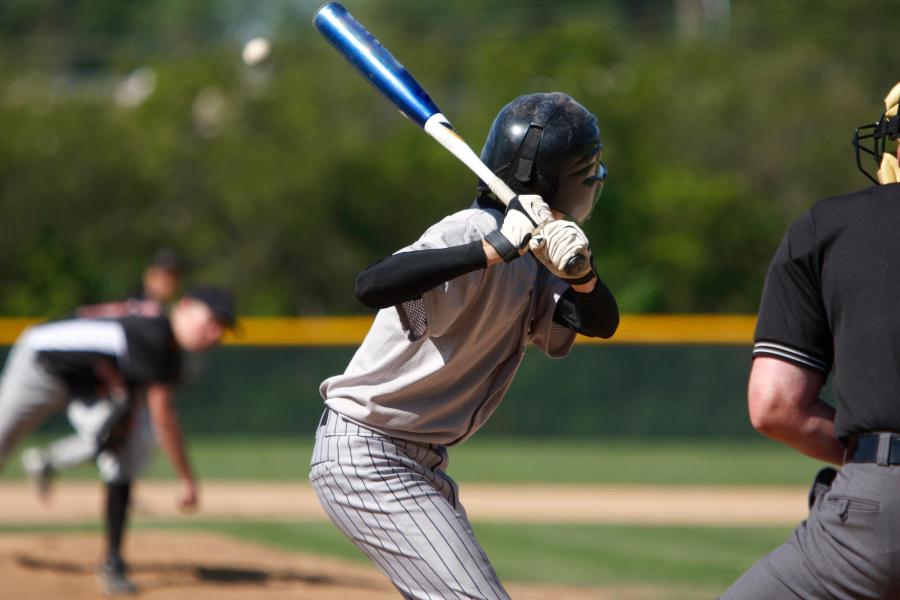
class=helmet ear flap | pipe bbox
[512,125,543,185]
[480,92,601,213]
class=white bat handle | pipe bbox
[424,114,517,205]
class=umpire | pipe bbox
[721,82,900,598]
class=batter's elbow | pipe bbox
[599,311,620,339]
[354,270,382,309]
[585,311,619,339]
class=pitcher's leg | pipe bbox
[0,348,68,466]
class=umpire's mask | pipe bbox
[479,92,606,224]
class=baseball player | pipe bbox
[76,248,184,319]
[0,286,236,596]
[720,82,900,599]
[22,248,186,499]
[311,92,618,599]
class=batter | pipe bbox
[311,92,619,599]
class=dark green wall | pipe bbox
[1,344,763,439]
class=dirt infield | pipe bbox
[0,531,705,600]
[0,482,801,599]
[0,481,808,525]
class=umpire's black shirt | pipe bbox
[753,183,900,439]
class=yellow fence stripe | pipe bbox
[0,315,757,346]
[223,316,374,346]
[580,314,757,345]
[0,319,43,346]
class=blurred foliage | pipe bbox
[1,0,899,315]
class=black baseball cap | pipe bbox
[150,248,185,273]
[186,286,237,328]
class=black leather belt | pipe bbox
[844,432,900,465]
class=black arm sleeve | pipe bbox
[552,277,619,338]
[355,240,487,309]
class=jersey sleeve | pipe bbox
[394,213,487,340]
[753,211,833,373]
[529,269,577,358]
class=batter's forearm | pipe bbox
[355,240,488,309]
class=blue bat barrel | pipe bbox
[313,2,442,128]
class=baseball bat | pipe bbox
[312,2,587,275]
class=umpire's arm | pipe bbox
[147,384,198,510]
[748,357,842,465]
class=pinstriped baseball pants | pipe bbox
[310,409,510,600]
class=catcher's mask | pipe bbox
[479,92,606,223]
[853,111,900,184]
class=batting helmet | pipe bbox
[479,92,606,223]
[853,82,900,184]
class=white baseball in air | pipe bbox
[242,37,271,66]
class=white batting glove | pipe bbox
[485,195,554,262]
[530,220,594,282]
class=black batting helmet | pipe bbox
[479,92,606,223]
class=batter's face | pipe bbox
[552,148,606,224]
[172,299,226,352]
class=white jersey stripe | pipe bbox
[754,341,829,367]
[23,320,127,358]
[753,343,829,372]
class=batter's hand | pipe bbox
[485,195,553,262]
[176,479,199,513]
[530,220,595,282]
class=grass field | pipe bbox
[1,435,822,485]
[0,436,810,596]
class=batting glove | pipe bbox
[529,219,595,283]
[485,195,554,262]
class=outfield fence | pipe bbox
[0,316,763,439]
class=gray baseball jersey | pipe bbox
[313,204,583,599]
[319,206,576,445]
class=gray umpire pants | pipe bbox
[310,409,510,600]
[0,345,68,467]
[721,461,900,599]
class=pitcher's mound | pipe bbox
[0,530,677,599]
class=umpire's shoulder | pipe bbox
[808,183,893,223]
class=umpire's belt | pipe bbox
[844,432,900,466]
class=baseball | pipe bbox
[241,37,271,66]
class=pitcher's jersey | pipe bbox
[22,316,181,397]
[320,205,576,445]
